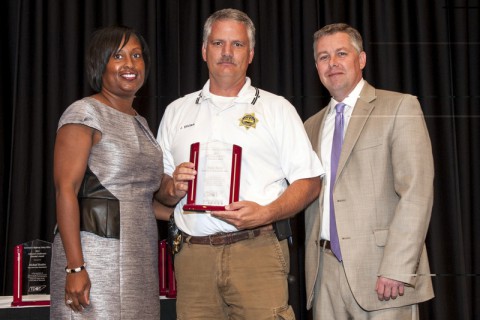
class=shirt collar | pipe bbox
[198,77,257,104]
[328,78,365,115]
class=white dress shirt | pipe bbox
[320,79,365,240]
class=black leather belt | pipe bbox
[182,228,271,246]
[319,239,332,250]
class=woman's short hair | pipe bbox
[86,26,151,92]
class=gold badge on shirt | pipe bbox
[239,113,259,130]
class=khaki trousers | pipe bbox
[313,247,419,320]
[174,231,295,320]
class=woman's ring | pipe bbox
[66,299,73,305]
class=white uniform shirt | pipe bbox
[158,77,324,236]
[320,79,365,240]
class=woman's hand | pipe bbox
[65,270,91,312]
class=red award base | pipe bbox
[11,245,50,307]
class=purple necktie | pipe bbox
[330,102,345,261]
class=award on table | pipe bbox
[158,240,168,296]
[183,141,242,212]
[11,239,52,306]
[158,239,177,298]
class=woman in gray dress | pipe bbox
[50,26,169,319]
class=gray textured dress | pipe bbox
[50,97,163,319]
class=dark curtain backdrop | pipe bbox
[1,0,479,319]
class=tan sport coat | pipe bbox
[304,81,434,311]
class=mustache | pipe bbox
[217,56,236,64]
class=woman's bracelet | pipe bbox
[65,262,87,274]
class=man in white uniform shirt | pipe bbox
[155,8,323,320]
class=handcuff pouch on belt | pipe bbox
[273,218,292,241]
[167,214,182,255]
[77,166,120,239]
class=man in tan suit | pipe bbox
[304,23,434,319]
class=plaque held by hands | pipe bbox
[183,141,242,212]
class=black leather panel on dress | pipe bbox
[78,166,120,239]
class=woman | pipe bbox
[50,26,164,319]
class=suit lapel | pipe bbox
[336,82,376,178]
[311,109,328,164]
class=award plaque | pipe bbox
[11,239,52,307]
[158,240,168,296]
[183,141,242,212]
[158,239,176,298]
